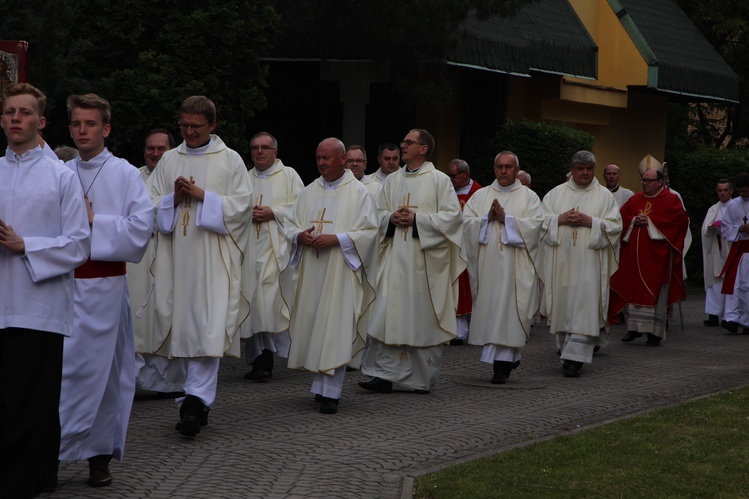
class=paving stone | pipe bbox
[40,291,749,498]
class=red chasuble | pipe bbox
[457,180,482,315]
[608,189,689,320]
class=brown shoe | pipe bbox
[87,454,113,487]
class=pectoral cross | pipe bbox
[182,212,190,236]
[310,207,334,258]
[571,206,579,246]
[400,193,419,240]
[254,194,263,240]
[183,176,194,209]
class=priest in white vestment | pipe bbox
[360,129,465,394]
[241,132,303,381]
[128,129,188,394]
[367,142,401,185]
[345,144,382,198]
[464,152,543,384]
[719,174,749,332]
[0,83,90,498]
[59,94,153,488]
[149,96,252,437]
[540,150,621,378]
[603,164,634,207]
[701,179,733,326]
[282,138,378,414]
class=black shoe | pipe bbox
[358,377,393,393]
[414,389,430,394]
[177,395,206,436]
[704,315,720,327]
[645,333,661,346]
[314,393,323,402]
[244,368,272,381]
[621,331,643,342]
[449,338,464,346]
[320,397,339,414]
[245,349,274,380]
[593,345,601,353]
[563,360,583,378]
[721,320,739,333]
[87,455,113,488]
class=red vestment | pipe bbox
[457,180,482,315]
[608,189,688,320]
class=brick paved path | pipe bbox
[44,291,749,498]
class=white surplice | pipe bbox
[0,147,90,335]
[59,149,153,461]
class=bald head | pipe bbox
[603,164,621,189]
[316,137,346,182]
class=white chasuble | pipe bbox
[540,178,622,337]
[150,136,252,358]
[464,180,543,348]
[283,170,378,374]
[702,200,730,288]
[368,162,466,347]
[240,159,304,339]
[129,166,158,353]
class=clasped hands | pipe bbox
[558,208,592,228]
[487,199,506,223]
[390,207,415,227]
[297,228,339,250]
[252,205,275,224]
[174,176,205,205]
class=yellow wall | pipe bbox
[567,0,648,89]
[580,92,668,191]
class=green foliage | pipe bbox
[674,0,749,148]
[0,0,278,165]
[484,120,594,196]
[415,388,749,498]
[667,148,749,285]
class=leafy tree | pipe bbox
[0,0,279,165]
[670,0,749,150]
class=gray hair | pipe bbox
[495,150,519,167]
[446,158,469,175]
[54,145,79,162]
[517,170,531,185]
[570,150,596,168]
[319,137,345,154]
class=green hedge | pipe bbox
[479,120,595,196]
[668,148,749,286]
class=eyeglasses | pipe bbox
[345,159,366,165]
[640,178,662,184]
[178,121,210,131]
[250,145,276,152]
[400,139,424,147]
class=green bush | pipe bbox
[668,148,749,286]
[482,120,595,196]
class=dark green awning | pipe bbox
[610,0,739,103]
[448,2,598,78]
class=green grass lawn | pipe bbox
[415,388,749,498]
